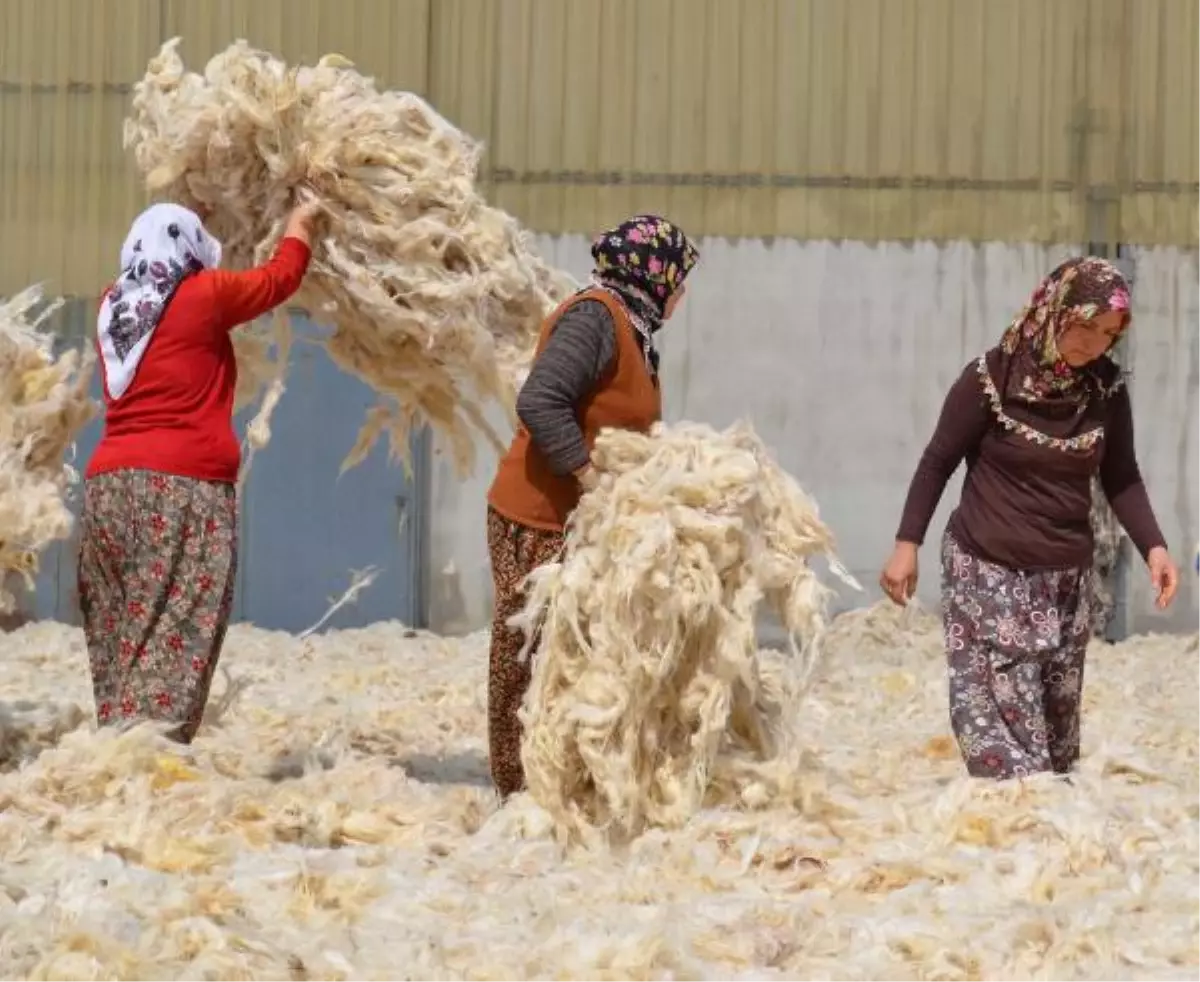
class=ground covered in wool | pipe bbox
[0,602,1195,980]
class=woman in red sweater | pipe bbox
[880,256,1179,781]
[79,199,317,743]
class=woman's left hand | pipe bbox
[574,465,600,493]
[1146,546,1178,609]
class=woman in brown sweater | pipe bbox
[881,256,1179,781]
[485,214,699,799]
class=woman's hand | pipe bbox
[574,464,600,493]
[1146,546,1178,609]
[880,541,919,606]
[283,196,323,247]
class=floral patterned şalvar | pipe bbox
[485,507,564,799]
[940,530,1092,779]
[77,469,238,744]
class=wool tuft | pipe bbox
[0,288,97,613]
[123,38,576,475]
[515,420,861,842]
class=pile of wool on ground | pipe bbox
[0,605,1195,979]
[515,420,861,843]
[124,38,576,474]
[0,288,96,613]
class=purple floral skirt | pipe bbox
[940,530,1092,779]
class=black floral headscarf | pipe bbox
[589,214,699,335]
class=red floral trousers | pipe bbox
[77,469,238,744]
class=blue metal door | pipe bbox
[233,337,428,632]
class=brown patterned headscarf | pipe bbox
[997,256,1131,409]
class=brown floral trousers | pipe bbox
[77,469,238,744]
[486,507,563,799]
[940,530,1092,780]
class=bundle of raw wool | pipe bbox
[0,288,96,613]
[516,420,860,842]
[124,38,575,474]
[0,698,85,771]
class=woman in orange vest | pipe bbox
[485,214,699,799]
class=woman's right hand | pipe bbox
[880,541,919,606]
[284,196,323,247]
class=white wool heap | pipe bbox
[123,38,575,474]
[515,420,860,842]
[0,609,1195,977]
[0,288,97,613]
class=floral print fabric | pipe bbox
[485,507,564,799]
[77,469,238,744]
[97,203,222,400]
[940,530,1092,779]
[589,214,699,332]
[997,255,1130,407]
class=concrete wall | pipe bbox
[428,238,1199,637]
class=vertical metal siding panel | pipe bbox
[875,0,917,241]
[13,0,47,291]
[838,0,881,241]
[627,1,673,222]
[697,0,741,237]
[558,0,604,232]
[772,0,813,239]
[978,1,1017,240]
[161,1,429,94]
[428,0,498,214]
[1125,0,1164,243]
[0,5,16,290]
[489,0,534,223]
[801,0,847,240]
[735,0,777,239]
[426,0,464,118]
[526,0,568,231]
[663,0,710,237]
[592,0,637,229]
[943,0,983,239]
[1184,0,1199,245]
[6,0,31,288]
[908,0,951,238]
[1186,0,1200,234]
[46,0,71,290]
[1009,0,1049,241]
[1152,0,1190,243]
[1060,0,1097,241]
[1082,0,1126,249]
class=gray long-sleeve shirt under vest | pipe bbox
[514,299,624,476]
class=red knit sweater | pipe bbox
[86,237,312,485]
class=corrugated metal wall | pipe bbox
[0,0,1196,296]
[0,0,431,296]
